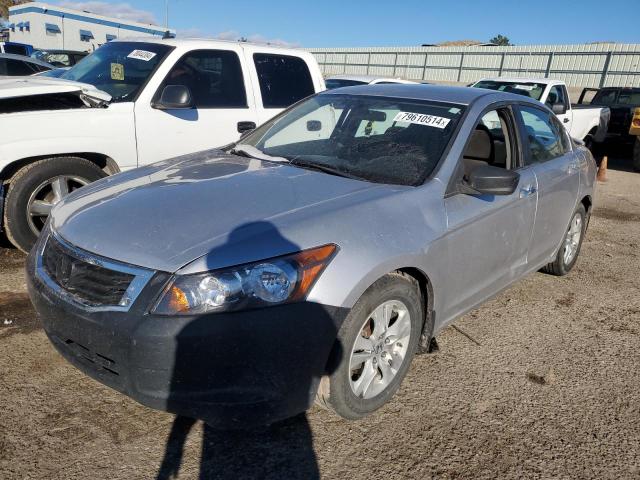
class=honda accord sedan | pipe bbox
[27,84,596,427]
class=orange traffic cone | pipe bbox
[597,156,608,182]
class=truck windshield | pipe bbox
[474,80,546,101]
[60,42,173,102]
[235,94,465,186]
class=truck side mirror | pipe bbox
[551,103,566,115]
[152,85,194,110]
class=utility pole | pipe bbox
[165,0,169,29]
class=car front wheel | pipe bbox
[316,272,424,420]
[3,157,106,253]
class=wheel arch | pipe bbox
[396,267,436,353]
[0,153,119,183]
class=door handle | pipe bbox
[237,121,256,134]
[519,185,537,198]
[563,118,570,123]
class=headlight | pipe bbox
[152,244,337,315]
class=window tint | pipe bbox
[254,53,314,108]
[618,90,640,105]
[3,44,28,55]
[6,59,36,75]
[161,50,247,108]
[518,106,565,164]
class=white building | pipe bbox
[8,2,175,52]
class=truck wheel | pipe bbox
[541,204,587,276]
[3,157,106,253]
[316,272,424,420]
[633,137,640,172]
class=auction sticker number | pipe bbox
[393,112,450,129]
[127,50,157,61]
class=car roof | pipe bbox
[476,77,554,84]
[321,83,512,106]
[0,53,52,67]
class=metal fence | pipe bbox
[309,43,640,88]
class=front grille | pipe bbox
[42,236,135,307]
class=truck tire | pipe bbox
[315,272,424,420]
[633,137,640,172]
[3,157,106,253]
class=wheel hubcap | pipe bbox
[26,175,89,236]
[349,300,411,400]
[563,213,583,265]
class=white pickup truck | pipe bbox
[0,38,325,252]
[472,77,610,148]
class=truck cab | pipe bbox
[0,38,326,252]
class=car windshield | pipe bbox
[235,94,465,186]
[60,42,173,102]
[473,80,546,101]
[326,79,368,89]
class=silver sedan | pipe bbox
[27,84,596,426]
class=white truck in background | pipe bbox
[472,77,610,148]
[0,38,325,252]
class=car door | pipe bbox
[134,47,258,166]
[515,104,580,267]
[442,106,538,318]
[547,84,573,134]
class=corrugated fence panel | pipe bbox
[309,43,640,88]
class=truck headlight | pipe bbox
[152,244,337,315]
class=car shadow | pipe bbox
[155,221,343,480]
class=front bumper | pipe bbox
[26,243,348,428]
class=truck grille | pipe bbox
[42,236,135,307]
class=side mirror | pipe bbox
[551,103,566,115]
[152,85,193,110]
[466,165,520,196]
[307,120,322,132]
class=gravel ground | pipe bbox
[0,164,638,480]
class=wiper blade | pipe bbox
[289,159,363,180]
[229,144,289,163]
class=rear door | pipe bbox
[134,46,258,165]
[243,48,319,125]
[515,104,579,267]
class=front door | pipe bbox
[515,105,580,267]
[441,107,538,319]
[134,48,257,166]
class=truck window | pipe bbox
[517,106,565,164]
[160,50,247,108]
[591,89,618,105]
[253,53,315,108]
[618,90,640,105]
[546,85,568,111]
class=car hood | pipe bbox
[51,150,384,272]
[0,76,111,104]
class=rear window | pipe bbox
[254,53,315,108]
[326,79,367,89]
[3,44,29,56]
[617,90,640,105]
[473,80,546,101]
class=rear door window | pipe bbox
[160,49,247,108]
[253,53,314,108]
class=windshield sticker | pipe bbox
[448,107,462,114]
[515,84,535,91]
[110,63,124,81]
[127,50,157,61]
[393,112,451,129]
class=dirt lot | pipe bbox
[1,164,639,480]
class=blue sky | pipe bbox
[52,0,639,47]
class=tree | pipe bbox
[1,1,32,20]
[489,34,512,46]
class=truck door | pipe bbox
[546,84,573,135]
[134,47,258,165]
[243,49,319,126]
[515,105,579,267]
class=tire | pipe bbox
[316,272,424,420]
[541,203,587,276]
[633,137,640,172]
[3,157,106,253]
